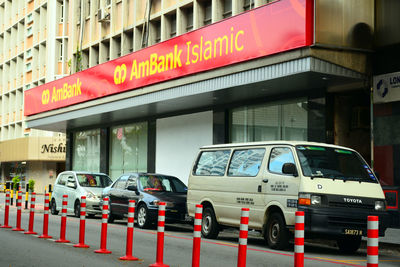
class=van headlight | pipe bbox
[375,200,385,211]
[311,195,322,205]
[299,193,322,206]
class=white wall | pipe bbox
[156,111,213,185]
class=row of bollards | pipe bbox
[1,190,381,267]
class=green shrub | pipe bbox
[12,176,20,191]
[28,179,35,192]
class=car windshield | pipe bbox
[76,174,113,188]
[296,145,378,183]
[139,175,187,193]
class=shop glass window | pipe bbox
[268,147,295,174]
[228,148,265,177]
[193,150,230,176]
[109,122,148,180]
[230,99,307,142]
[73,129,101,172]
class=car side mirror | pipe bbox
[127,185,138,192]
[67,182,77,189]
[282,163,298,177]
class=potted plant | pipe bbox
[28,179,35,193]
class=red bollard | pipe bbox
[192,204,203,267]
[294,211,305,267]
[1,190,12,228]
[367,216,379,267]
[24,192,38,235]
[55,195,70,243]
[120,200,139,260]
[237,208,249,267]
[94,197,111,254]
[12,191,24,231]
[38,193,52,239]
[150,202,169,267]
[74,196,89,248]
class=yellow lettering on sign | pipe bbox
[114,64,127,84]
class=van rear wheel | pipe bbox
[265,212,289,250]
[201,207,219,239]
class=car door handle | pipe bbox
[262,178,269,183]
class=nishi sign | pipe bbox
[24,0,313,116]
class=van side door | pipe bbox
[263,146,300,226]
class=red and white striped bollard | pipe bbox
[38,193,52,238]
[149,202,169,267]
[24,192,37,234]
[1,190,12,228]
[237,208,249,267]
[120,200,139,260]
[294,211,305,267]
[55,195,70,243]
[74,196,89,248]
[94,197,111,254]
[12,191,24,231]
[192,204,203,267]
[367,216,379,267]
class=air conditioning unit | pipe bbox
[97,8,110,22]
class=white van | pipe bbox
[187,141,388,252]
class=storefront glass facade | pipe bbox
[230,99,308,142]
[72,129,101,172]
[109,122,148,180]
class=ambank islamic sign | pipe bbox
[24,0,314,116]
[374,71,400,104]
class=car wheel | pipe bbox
[265,212,290,250]
[137,204,150,229]
[337,236,361,254]
[74,200,80,218]
[51,199,59,215]
[201,207,220,239]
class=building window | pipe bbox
[243,0,254,11]
[185,7,193,32]
[169,14,176,37]
[85,0,90,18]
[26,62,32,71]
[59,42,64,61]
[27,26,33,36]
[109,122,148,180]
[26,49,32,59]
[59,3,64,22]
[223,0,232,18]
[27,13,33,24]
[204,1,212,25]
[230,99,308,142]
[155,20,161,43]
[73,129,101,172]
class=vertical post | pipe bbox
[12,191,24,231]
[25,190,29,209]
[24,192,37,234]
[120,200,139,260]
[94,197,112,254]
[367,216,379,267]
[237,208,250,267]
[74,196,89,248]
[149,202,169,267]
[10,189,14,206]
[192,204,203,267]
[1,190,12,228]
[39,193,52,238]
[294,211,305,267]
[55,195,70,243]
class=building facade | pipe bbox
[24,0,377,187]
[0,0,67,192]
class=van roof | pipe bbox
[200,141,356,151]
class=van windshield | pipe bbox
[295,145,378,183]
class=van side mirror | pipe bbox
[282,163,298,177]
[127,185,138,192]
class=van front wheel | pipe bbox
[201,207,219,239]
[265,212,289,250]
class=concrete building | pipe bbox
[22,0,399,198]
[0,0,67,192]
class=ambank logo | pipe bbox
[114,64,127,84]
[42,89,50,104]
[376,79,388,98]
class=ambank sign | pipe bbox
[374,71,400,104]
[24,0,314,116]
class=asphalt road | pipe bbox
[0,195,400,266]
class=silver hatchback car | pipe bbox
[51,171,113,217]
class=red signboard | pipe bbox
[24,0,314,116]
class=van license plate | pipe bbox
[344,229,363,235]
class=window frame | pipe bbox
[227,147,265,177]
[192,149,231,176]
[267,146,296,176]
